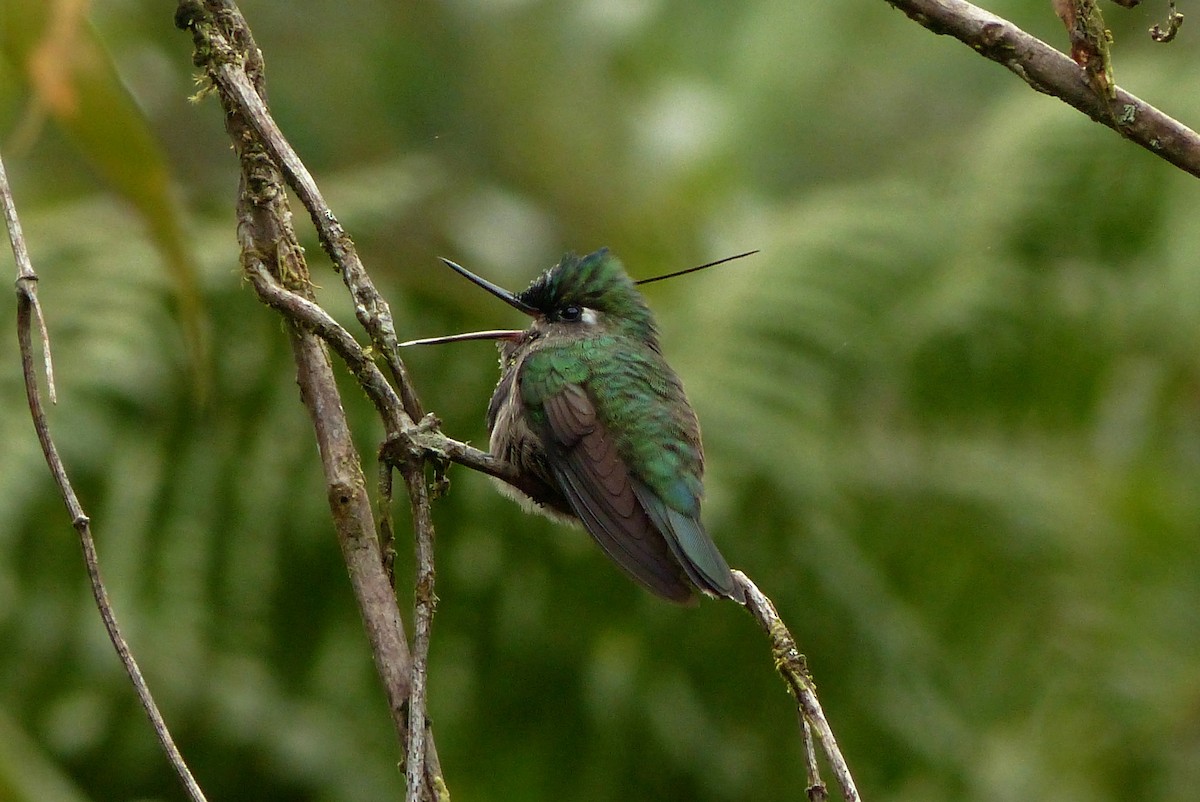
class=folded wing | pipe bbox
[541,385,696,603]
[540,383,740,603]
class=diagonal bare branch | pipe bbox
[886,0,1200,178]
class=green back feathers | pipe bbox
[589,346,704,514]
[520,330,704,514]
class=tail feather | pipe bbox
[632,481,743,603]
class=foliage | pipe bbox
[2,1,1199,800]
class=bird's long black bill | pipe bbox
[399,329,526,347]
[439,258,539,316]
[634,249,759,286]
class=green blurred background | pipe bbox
[2,1,1199,800]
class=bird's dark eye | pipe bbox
[559,305,582,322]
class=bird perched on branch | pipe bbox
[404,248,745,605]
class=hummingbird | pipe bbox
[403,248,744,605]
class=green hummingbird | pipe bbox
[404,248,743,604]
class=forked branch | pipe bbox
[176,1,446,798]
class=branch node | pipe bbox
[806,781,829,802]
[380,414,446,469]
[329,481,359,511]
[978,21,1009,50]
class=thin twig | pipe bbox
[733,571,860,802]
[2,150,56,403]
[884,0,1200,178]
[402,462,437,801]
[3,150,208,802]
[801,714,828,802]
[32,294,55,403]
